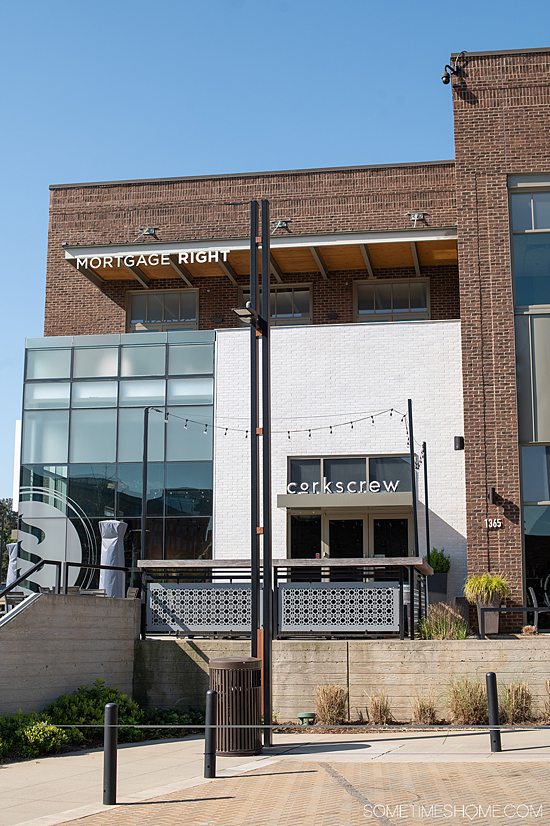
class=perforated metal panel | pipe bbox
[147,583,252,633]
[278,582,400,632]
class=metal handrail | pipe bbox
[63,561,130,594]
[478,604,550,638]
[0,558,62,601]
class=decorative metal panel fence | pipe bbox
[278,582,400,633]
[147,583,252,634]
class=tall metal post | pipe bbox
[486,672,502,752]
[423,441,431,565]
[250,200,260,657]
[260,198,273,747]
[204,688,217,778]
[140,406,150,578]
[103,702,118,805]
[407,399,420,560]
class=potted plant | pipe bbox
[464,573,510,635]
[426,547,451,604]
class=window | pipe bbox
[521,446,550,503]
[355,280,429,322]
[510,180,550,307]
[128,290,198,332]
[288,455,409,494]
[241,286,312,326]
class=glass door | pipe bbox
[370,515,410,557]
[324,512,366,581]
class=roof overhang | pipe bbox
[63,227,458,290]
[277,492,413,508]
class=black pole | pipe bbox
[204,688,217,778]
[140,407,150,578]
[423,441,431,566]
[486,672,502,752]
[260,198,273,747]
[103,702,118,805]
[407,399,420,560]
[250,200,260,657]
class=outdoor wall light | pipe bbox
[232,301,257,324]
[454,436,465,451]
[441,51,465,85]
[271,219,292,233]
[135,226,159,241]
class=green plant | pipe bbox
[500,682,534,724]
[140,707,204,740]
[366,692,394,725]
[43,679,143,744]
[411,694,438,725]
[314,685,348,725]
[464,574,510,605]
[419,602,468,640]
[427,548,451,573]
[448,678,488,725]
[20,721,70,758]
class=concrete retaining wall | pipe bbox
[134,637,550,721]
[0,594,140,714]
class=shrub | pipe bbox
[464,574,510,605]
[500,682,534,724]
[141,707,205,740]
[43,679,143,744]
[419,602,468,640]
[521,625,538,636]
[427,548,451,573]
[20,721,71,759]
[315,685,348,725]
[448,678,488,725]
[367,692,394,725]
[412,694,437,725]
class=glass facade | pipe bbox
[19,331,215,572]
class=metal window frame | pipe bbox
[239,283,313,326]
[353,277,430,323]
[126,288,200,333]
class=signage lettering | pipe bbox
[75,248,231,270]
[286,477,400,494]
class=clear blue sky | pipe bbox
[1,0,549,498]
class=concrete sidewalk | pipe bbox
[1,729,549,826]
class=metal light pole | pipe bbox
[260,198,273,747]
[249,200,261,657]
[140,406,162,576]
[423,441,431,565]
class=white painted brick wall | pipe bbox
[213,320,466,597]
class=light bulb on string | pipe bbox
[350,421,354,430]
[245,430,249,439]
[287,431,291,440]
[224,428,228,436]
[330,426,333,435]
[204,424,208,434]
[308,429,312,439]
[184,419,188,429]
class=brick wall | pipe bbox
[45,162,457,335]
[452,49,550,611]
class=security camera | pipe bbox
[441,69,451,85]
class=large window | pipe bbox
[128,290,198,332]
[510,177,550,307]
[241,286,312,326]
[288,455,411,493]
[355,280,429,322]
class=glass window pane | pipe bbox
[71,381,118,408]
[166,406,213,460]
[324,458,366,488]
[20,464,68,512]
[73,348,118,378]
[357,284,375,314]
[534,192,550,230]
[522,446,550,502]
[26,349,71,380]
[168,345,214,375]
[117,407,164,462]
[293,289,310,317]
[369,456,412,492]
[116,463,142,518]
[392,283,409,311]
[119,379,166,407]
[120,345,165,376]
[180,292,198,321]
[515,315,534,442]
[165,462,213,516]
[375,284,392,312]
[22,410,69,464]
[290,515,322,563]
[373,518,409,557]
[24,382,70,409]
[130,294,147,324]
[531,315,550,441]
[68,464,117,519]
[512,234,550,306]
[167,377,213,405]
[511,193,533,231]
[163,292,180,322]
[524,505,550,536]
[70,409,117,463]
[289,459,321,492]
[274,291,293,318]
[410,282,427,311]
[147,294,164,323]
[165,517,212,560]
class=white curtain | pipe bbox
[98,521,127,598]
[6,542,18,587]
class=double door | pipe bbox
[289,510,411,560]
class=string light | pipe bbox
[204,424,208,434]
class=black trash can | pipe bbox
[209,656,262,756]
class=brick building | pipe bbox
[14,48,550,625]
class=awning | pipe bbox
[63,227,458,290]
[277,492,413,508]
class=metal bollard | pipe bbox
[204,689,217,778]
[103,702,118,805]
[486,672,502,753]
